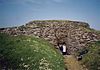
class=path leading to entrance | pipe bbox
[64,55,87,70]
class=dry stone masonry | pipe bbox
[0,20,100,54]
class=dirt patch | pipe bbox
[64,55,88,70]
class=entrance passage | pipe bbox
[58,42,69,55]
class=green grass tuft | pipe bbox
[81,41,100,70]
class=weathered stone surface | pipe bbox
[0,20,100,54]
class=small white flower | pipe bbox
[21,58,23,61]
[24,64,29,68]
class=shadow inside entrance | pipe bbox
[57,42,70,55]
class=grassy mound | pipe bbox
[81,41,100,70]
[0,33,65,70]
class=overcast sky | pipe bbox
[0,0,100,30]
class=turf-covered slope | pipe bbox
[0,33,65,70]
[81,41,100,70]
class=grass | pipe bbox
[81,41,100,70]
[0,33,65,70]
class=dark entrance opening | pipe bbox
[57,42,70,55]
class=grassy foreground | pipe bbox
[0,33,65,70]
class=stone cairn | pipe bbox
[0,20,100,54]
